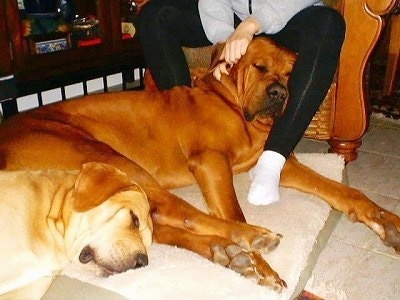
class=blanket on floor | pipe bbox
[61,153,345,300]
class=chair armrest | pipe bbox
[331,0,398,141]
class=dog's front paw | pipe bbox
[350,203,400,254]
[210,244,286,292]
[371,209,400,254]
[249,232,282,252]
[230,227,282,253]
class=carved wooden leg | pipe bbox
[328,139,362,163]
[329,0,398,163]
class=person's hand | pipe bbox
[213,17,260,81]
[220,17,261,64]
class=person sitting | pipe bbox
[138,0,345,205]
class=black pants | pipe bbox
[138,0,346,158]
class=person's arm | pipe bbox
[198,0,236,44]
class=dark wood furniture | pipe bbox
[0,0,145,117]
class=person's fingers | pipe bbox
[212,62,230,81]
[213,66,222,81]
[219,62,229,75]
[219,47,225,61]
[225,41,239,64]
[240,40,249,56]
[224,43,232,64]
[224,39,250,64]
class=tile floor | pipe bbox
[294,115,400,299]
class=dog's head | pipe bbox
[210,38,297,121]
[65,162,153,276]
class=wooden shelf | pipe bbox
[1,0,145,101]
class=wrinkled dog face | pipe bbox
[70,189,153,276]
[232,38,297,121]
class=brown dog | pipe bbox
[0,162,153,298]
[0,38,399,292]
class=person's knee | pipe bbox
[139,2,181,29]
[309,7,346,39]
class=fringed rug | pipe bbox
[44,153,345,300]
[369,33,400,120]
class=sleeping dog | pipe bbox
[0,162,153,299]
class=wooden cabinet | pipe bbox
[0,3,13,78]
[1,0,145,116]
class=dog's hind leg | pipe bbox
[280,155,400,254]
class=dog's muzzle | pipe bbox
[79,245,149,274]
[267,83,288,107]
[244,82,288,121]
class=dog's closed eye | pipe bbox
[130,210,140,229]
[253,64,268,73]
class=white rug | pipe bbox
[59,153,345,300]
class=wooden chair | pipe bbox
[145,0,399,162]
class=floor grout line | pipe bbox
[330,236,400,260]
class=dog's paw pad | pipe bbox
[371,209,400,254]
[229,252,252,273]
[211,244,229,266]
[225,244,244,258]
[211,243,286,292]
[381,223,400,254]
[250,233,282,252]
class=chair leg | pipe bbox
[328,139,362,163]
[383,14,400,96]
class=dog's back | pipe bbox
[0,85,264,188]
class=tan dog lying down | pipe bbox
[0,163,153,299]
[0,38,399,292]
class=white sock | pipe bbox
[247,150,286,205]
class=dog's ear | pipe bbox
[208,42,226,70]
[73,162,133,212]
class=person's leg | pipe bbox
[138,0,212,90]
[248,6,345,205]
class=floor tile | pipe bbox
[295,138,330,154]
[360,125,400,158]
[297,119,400,299]
[305,238,400,299]
[346,151,400,199]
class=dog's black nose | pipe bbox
[135,252,149,268]
[79,245,94,264]
[267,83,288,103]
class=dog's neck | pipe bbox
[195,73,240,107]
